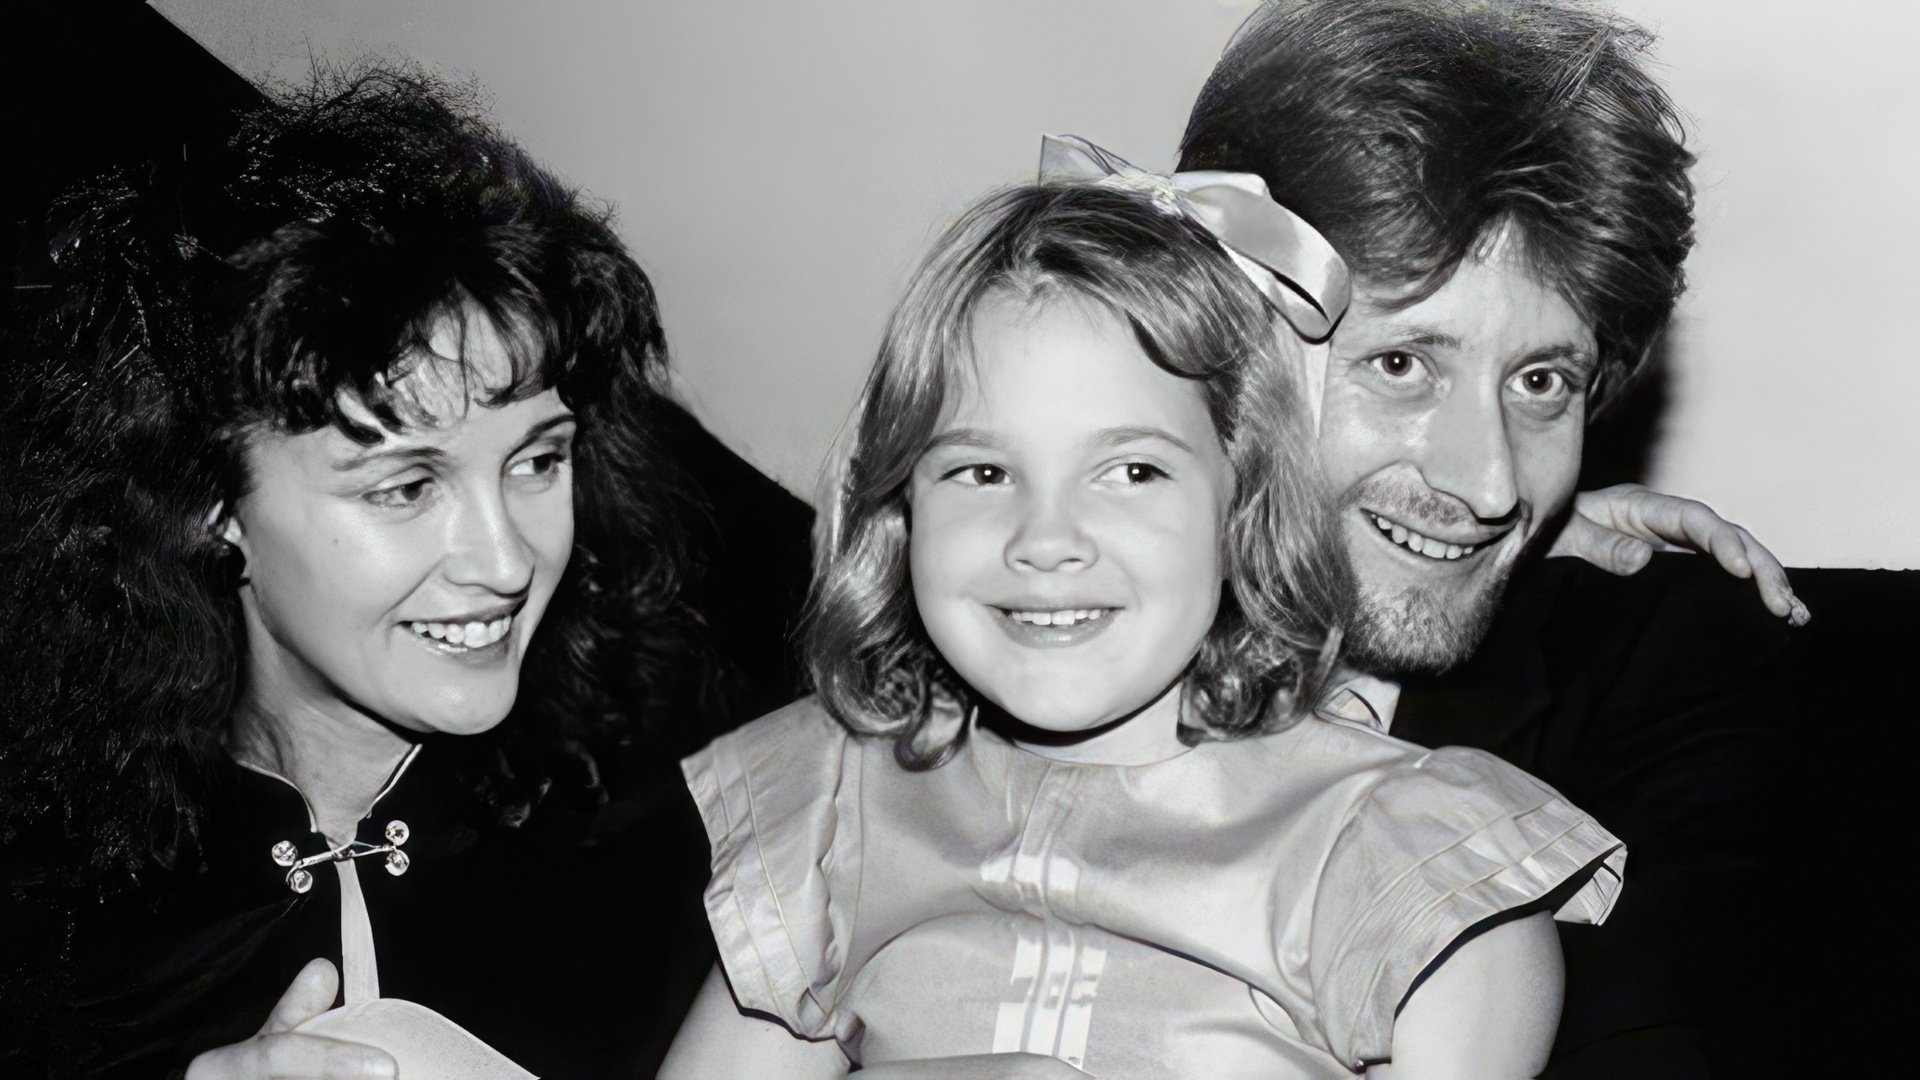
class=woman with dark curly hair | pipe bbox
[0,70,718,1078]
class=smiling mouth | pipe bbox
[407,613,514,650]
[1365,511,1509,562]
[1002,608,1113,627]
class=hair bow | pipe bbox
[1037,134,1350,343]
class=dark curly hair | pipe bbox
[1179,0,1695,412]
[0,68,701,883]
[803,182,1346,768]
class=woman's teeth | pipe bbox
[1369,513,1477,561]
[1006,608,1111,627]
[409,615,512,648]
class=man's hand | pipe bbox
[1547,484,1808,625]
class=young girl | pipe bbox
[662,154,1624,1078]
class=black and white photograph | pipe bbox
[4,2,1914,1077]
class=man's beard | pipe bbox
[1335,540,1514,678]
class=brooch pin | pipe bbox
[269,820,412,894]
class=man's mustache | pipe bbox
[1339,475,1523,531]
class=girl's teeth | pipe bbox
[1009,609,1108,626]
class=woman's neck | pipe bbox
[231,689,415,845]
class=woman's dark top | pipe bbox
[0,742,715,1079]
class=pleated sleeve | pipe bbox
[681,698,866,1039]
[1308,746,1625,1069]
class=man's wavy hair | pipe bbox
[0,69,700,882]
[1180,0,1695,412]
[804,183,1347,768]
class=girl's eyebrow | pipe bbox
[924,428,1003,452]
[1093,425,1196,454]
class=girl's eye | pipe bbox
[1099,461,1168,486]
[945,463,1009,487]
[365,476,434,510]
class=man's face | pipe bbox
[1317,226,1598,675]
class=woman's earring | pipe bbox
[217,539,250,590]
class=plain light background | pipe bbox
[152,0,1920,569]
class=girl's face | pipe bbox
[909,294,1233,762]
[223,315,576,738]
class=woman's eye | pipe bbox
[1100,461,1168,486]
[508,451,568,480]
[365,477,434,509]
[946,464,1009,487]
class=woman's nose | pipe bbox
[443,489,536,595]
[1003,488,1096,573]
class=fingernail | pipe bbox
[1787,596,1811,627]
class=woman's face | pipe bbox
[223,316,576,738]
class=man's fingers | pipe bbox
[1734,526,1807,623]
[1547,512,1651,575]
[261,958,341,1035]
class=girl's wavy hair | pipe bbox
[0,68,701,882]
[803,183,1347,768]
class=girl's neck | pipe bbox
[231,686,415,845]
[989,682,1191,767]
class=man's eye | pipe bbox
[1099,461,1168,486]
[1516,368,1564,396]
[1372,351,1419,378]
[945,464,1009,486]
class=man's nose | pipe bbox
[1004,487,1096,573]
[1419,386,1520,521]
[443,489,537,595]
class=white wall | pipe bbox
[153,0,1920,568]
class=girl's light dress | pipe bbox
[683,698,1624,1077]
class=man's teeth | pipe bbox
[1007,608,1111,627]
[1369,513,1476,561]
[409,615,512,648]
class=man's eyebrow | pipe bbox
[1092,425,1197,454]
[333,444,448,472]
[1523,343,1597,372]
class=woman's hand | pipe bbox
[1546,484,1808,625]
[185,958,396,1080]
[855,1054,1092,1079]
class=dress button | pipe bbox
[270,840,299,867]
[288,868,314,894]
[384,820,409,846]
[385,850,410,876]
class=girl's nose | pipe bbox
[443,489,536,595]
[1003,490,1096,573]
